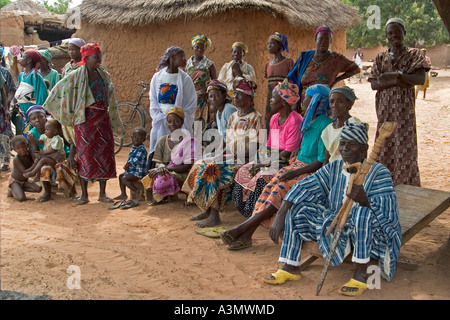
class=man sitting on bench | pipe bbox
[263,121,402,296]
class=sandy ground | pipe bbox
[1,70,449,301]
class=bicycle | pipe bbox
[114,81,152,151]
[348,65,371,84]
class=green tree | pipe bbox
[343,0,450,48]
[37,0,73,14]
[0,0,11,9]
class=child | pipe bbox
[8,135,42,201]
[24,119,65,179]
[110,127,148,209]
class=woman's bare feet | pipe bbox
[195,208,221,227]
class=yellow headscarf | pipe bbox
[166,106,185,121]
[232,42,248,54]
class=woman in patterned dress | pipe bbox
[369,18,429,187]
[186,35,217,133]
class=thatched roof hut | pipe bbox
[75,0,360,116]
[1,0,50,14]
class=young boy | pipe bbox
[8,135,42,201]
[24,119,65,179]
[111,127,148,209]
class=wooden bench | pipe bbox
[299,184,450,270]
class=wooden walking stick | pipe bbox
[316,122,397,296]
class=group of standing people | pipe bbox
[1,17,431,296]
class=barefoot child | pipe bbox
[8,136,42,201]
[111,127,148,209]
[25,119,65,179]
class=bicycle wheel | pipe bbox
[117,102,145,147]
[114,136,123,155]
[348,73,362,84]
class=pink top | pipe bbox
[267,111,303,152]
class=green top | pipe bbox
[297,113,332,164]
[44,69,61,90]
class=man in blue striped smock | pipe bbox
[263,121,402,296]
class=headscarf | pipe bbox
[26,105,50,117]
[386,18,406,31]
[300,84,331,137]
[329,86,357,103]
[315,26,333,38]
[206,79,232,103]
[232,42,248,54]
[166,106,185,121]
[24,49,42,74]
[233,77,256,97]
[156,46,184,71]
[10,45,22,57]
[77,41,102,66]
[38,48,54,67]
[68,37,86,48]
[0,46,4,59]
[191,35,212,48]
[273,82,300,105]
[269,32,289,53]
[340,119,369,145]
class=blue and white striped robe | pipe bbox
[280,160,402,281]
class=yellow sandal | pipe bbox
[263,269,302,285]
[338,278,368,296]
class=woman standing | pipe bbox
[286,26,359,113]
[369,18,429,187]
[43,42,125,205]
[38,48,61,90]
[149,46,197,169]
[186,35,217,132]
[264,33,294,130]
[14,49,48,136]
[218,42,257,98]
[62,38,85,76]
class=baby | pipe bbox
[8,135,42,201]
[24,119,65,179]
[110,127,148,210]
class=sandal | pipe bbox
[195,226,227,238]
[263,269,302,285]
[74,198,89,206]
[98,196,114,203]
[338,278,368,296]
[219,231,236,245]
[121,201,139,210]
[108,200,127,210]
[228,240,252,250]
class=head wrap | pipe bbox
[156,46,184,71]
[166,106,185,121]
[386,18,406,31]
[269,32,289,53]
[68,37,86,48]
[206,79,232,103]
[233,77,256,97]
[0,46,4,59]
[232,42,248,54]
[191,35,212,48]
[340,120,369,145]
[315,26,333,38]
[77,41,102,66]
[38,48,54,67]
[273,82,300,105]
[300,84,331,137]
[26,105,50,118]
[329,86,357,103]
[9,45,22,57]
[24,49,42,74]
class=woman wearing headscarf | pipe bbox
[38,48,61,90]
[369,18,429,187]
[183,77,264,228]
[148,46,197,170]
[43,42,125,205]
[62,38,85,76]
[220,84,334,250]
[285,26,359,114]
[14,49,48,136]
[218,42,257,98]
[186,35,217,132]
[264,32,295,131]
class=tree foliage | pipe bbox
[343,0,450,48]
[0,0,11,9]
[37,0,73,14]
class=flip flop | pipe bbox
[120,201,139,210]
[228,240,252,250]
[98,196,114,203]
[263,269,302,285]
[108,200,126,210]
[35,194,52,203]
[219,231,236,245]
[337,278,368,296]
[195,226,227,238]
[74,198,89,206]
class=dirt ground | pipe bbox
[1,70,449,301]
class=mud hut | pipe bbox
[76,0,360,115]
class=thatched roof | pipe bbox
[1,0,49,14]
[79,0,360,30]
